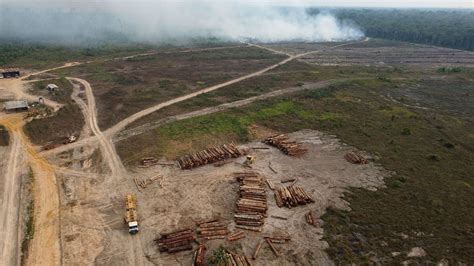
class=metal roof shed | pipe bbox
[4,100,29,112]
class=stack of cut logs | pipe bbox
[177,143,244,170]
[234,172,267,231]
[227,230,245,242]
[274,186,314,208]
[196,220,229,240]
[155,229,195,253]
[222,249,251,266]
[344,151,368,164]
[263,134,307,156]
[193,244,206,266]
[140,157,159,167]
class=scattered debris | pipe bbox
[305,210,316,226]
[263,134,307,156]
[274,186,315,208]
[177,143,244,169]
[268,162,278,173]
[252,239,264,260]
[265,238,281,257]
[193,244,206,266]
[270,215,288,220]
[234,172,267,231]
[155,229,195,253]
[266,178,275,190]
[281,177,296,183]
[344,151,368,164]
[133,175,163,191]
[63,135,77,144]
[196,220,229,240]
[251,147,270,150]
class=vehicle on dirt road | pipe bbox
[124,194,139,234]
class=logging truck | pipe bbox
[124,194,139,234]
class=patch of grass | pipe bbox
[24,103,84,146]
[0,125,9,146]
[21,169,35,266]
[29,77,73,104]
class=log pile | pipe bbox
[140,157,158,167]
[177,143,244,170]
[274,186,314,208]
[344,151,368,164]
[155,229,195,253]
[222,249,251,266]
[234,173,267,231]
[193,244,206,266]
[196,220,229,240]
[227,230,245,242]
[263,134,307,156]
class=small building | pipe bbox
[0,68,21,79]
[4,100,29,112]
[46,84,59,92]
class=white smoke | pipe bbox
[0,1,364,45]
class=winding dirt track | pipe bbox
[0,115,23,266]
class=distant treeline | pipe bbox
[310,9,474,51]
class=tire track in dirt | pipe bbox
[0,115,23,266]
[66,77,146,266]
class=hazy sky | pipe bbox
[8,0,474,9]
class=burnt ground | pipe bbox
[51,46,285,130]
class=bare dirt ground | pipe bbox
[116,130,389,265]
[298,41,474,68]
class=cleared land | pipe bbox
[0,38,472,265]
[52,46,286,129]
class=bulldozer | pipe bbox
[124,194,139,234]
[243,155,255,168]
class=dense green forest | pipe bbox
[318,9,474,51]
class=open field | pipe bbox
[52,46,285,129]
[0,38,473,265]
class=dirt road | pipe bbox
[23,130,61,266]
[115,80,335,141]
[66,77,146,266]
[0,115,24,266]
[67,77,126,176]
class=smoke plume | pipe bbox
[0,1,364,45]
